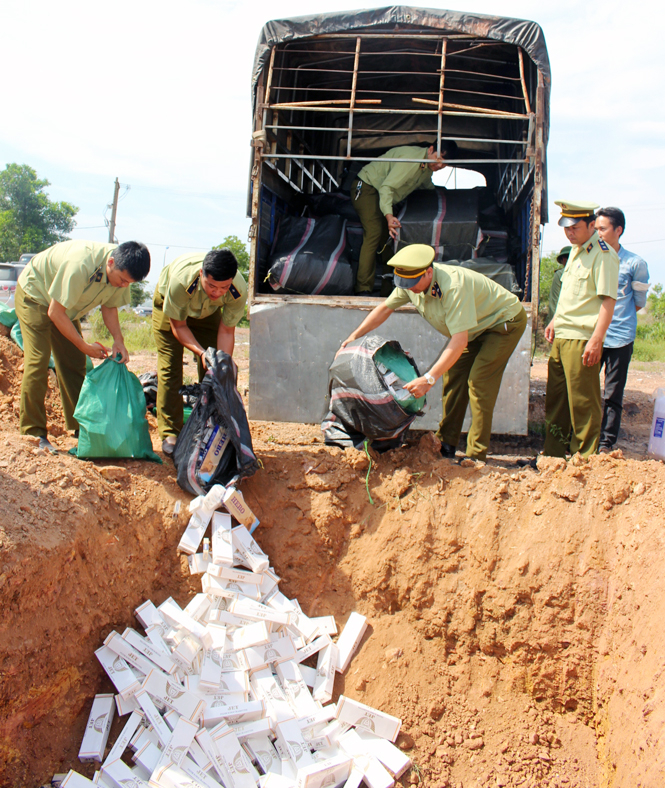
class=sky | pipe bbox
[2,0,665,290]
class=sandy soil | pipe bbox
[1,332,664,788]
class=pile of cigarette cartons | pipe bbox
[58,485,410,788]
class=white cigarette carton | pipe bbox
[308,617,337,637]
[101,758,150,788]
[178,510,212,555]
[355,730,411,778]
[232,526,268,572]
[195,728,233,787]
[199,646,224,690]
[103,710,144,766]
[251,669,296,725]
[335,697,401,742]
[160,600,213,649]
[229,717,273,740]
[230,621,271,651]
[298,705,337,732]
[294,754,352,788]
[171,636,202,672]
[188,554,211,575]
[203,699,265,727]
[334,613,367,674]
[155,716,199,771]
[209,609,257,629]
[201,573,246,600]
[224,489,260,531]
[245,735,282,776]
[259,775,296,788]
[211,511,234,566]
[134,690,172,747]
[135,601,169,637]
[95,646,142,699]
[180,755,223,788]
[258,572,278,601]
[245,636,298,672]
[104,631,162,679]
[164,709,181,731]
[115,692,141,716]
[61,771,95,787]
[122,628,178,675]
[216,648,250,672]
[184,593,213,622]
[149,762,203,788]
[287,612,321,643]
[342,767,364,788]
[201,483,227,511]
[266,592,299,615]
[275,661,320,717]
[230,599,291,627]
[187,740,212,773]
[211,722,261,788]
[209,565,262,585]
[275,719,316,770]
[313,644,338,704]
[145,625,173,658]
[298,666,317,690]
[141,670,206,722]
[352,755,394,788]
[79,694,115,763]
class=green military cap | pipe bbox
[557,245,572,264]
[555,200,599,227]
[388,244,435,288]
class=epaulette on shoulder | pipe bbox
[88,266,104,284]
[229,284,241,300]
[598,238,610,252]
[186,276,199,296]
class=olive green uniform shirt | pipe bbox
[357,146,435,217]
[385,263,523,341]
[156,253,247,327]
[553,232,619,340]
[18,240,129,320]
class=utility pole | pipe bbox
[108,178,120,243]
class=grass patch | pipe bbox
[88,309,156,353]
[633,318,665,362]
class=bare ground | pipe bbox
[0,332,664,788]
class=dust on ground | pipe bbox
[1,333,664,788]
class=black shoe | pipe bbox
[516,457,538,469]
[38,436,58,454]
[440,442,457,459]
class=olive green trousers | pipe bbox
[14,284,86,436]
[435,307,528,460]
[544,338,602,458]
[350,178,392,293]
[152,300,221,440]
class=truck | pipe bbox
[246,7,550,435]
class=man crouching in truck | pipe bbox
[351,141,457,295]
[152,249,247,456]
[338,244,527,463]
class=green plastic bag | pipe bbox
[72,356,161,462]
[374,343,426,414]
[10,320,93,373]
[0,303,17,328]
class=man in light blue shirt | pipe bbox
[595,207,650,451]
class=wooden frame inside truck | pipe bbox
[246,7,550,433]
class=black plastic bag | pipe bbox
[321,335,424,451]
[138,372,158,411]
[267,215,353,295]
[173,349,259,495]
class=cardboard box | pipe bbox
[178,510,212,555]
[356,730,411,778]
[104,631,162,679]
[211,511,234,566]
[313,644,338,704]
[122,628,177,675]
[202,699,265,727]
[232,525,268,572]
[154,716,199,771]
[134,690,172,747]
[294,754,352,788]
[244,636,298,671]
[103,710,143,766]
[180,755,223,788]
[275,661,320,717]
[244,735,282,776]
[211,722,261,788]
[159,600,213,649]
[275,719,316,770]
[194,728,233,787]
[78,694,115,763]
[60,771,95,787]
[224,488,260,531]
[101,758,150,788]
[335,697,401,742]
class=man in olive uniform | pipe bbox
[15,240,151,451]
[546,245,571,324]
[153,248,247,455]
[351,142,457,294]
[543,201,619,458]
[339,244,527,461]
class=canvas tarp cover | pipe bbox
[321,335,424,449]
[251,6,551,222]
[446,257,522,296]
[173,349,259,495]
[267,215,354,295]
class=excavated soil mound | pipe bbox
[0,335,664,788]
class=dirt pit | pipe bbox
[1,334,665,788]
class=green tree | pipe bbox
[0,164,78,261]
[129,281,153,307]
[647,283,665,319]
[213,235,249,276]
